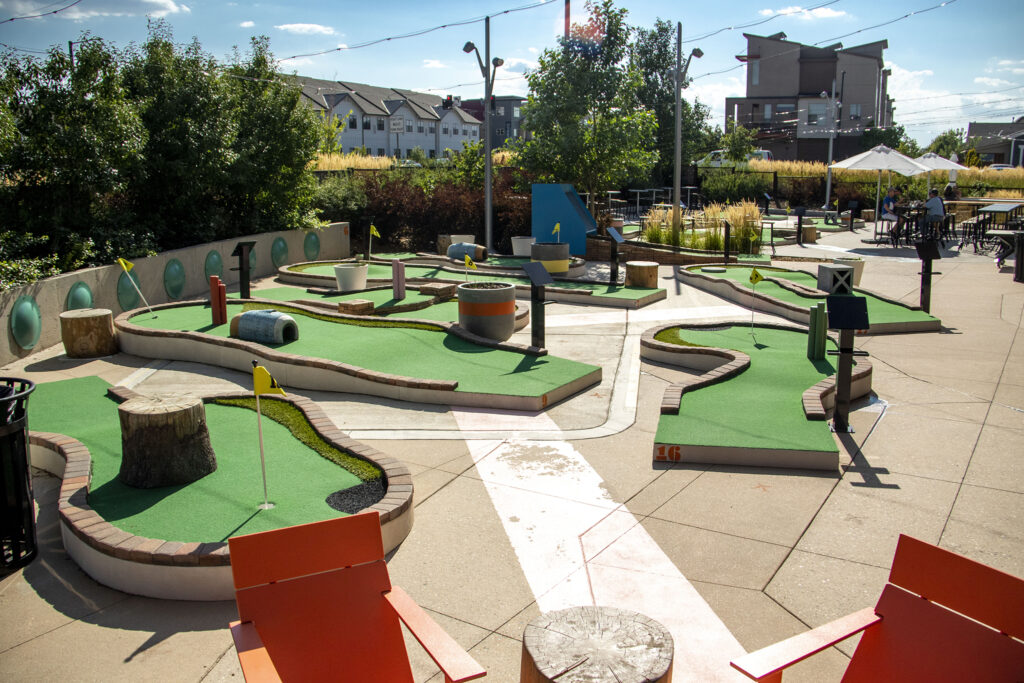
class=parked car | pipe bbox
[696,149,774,167]
[987,164,1014,171]
[395,160,423,168]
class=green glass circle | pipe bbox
[163,258,186,299]
[65,281,94,310]
[271,237,289,268]
[117,270,141,311]
[9,295,41,350]
[303,231,321,261]
[204,250,223,280]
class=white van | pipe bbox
[696,149,774,167]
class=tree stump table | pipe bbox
[118,393,217,488]
[59,308,118,358]
[625,261,660,288]
[521,606,674,683]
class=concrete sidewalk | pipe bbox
[1,225,1021,681]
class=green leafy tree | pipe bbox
[517,0,657,204]
[862,123,919,156]
[629,18,714,183]
[316,111,346,155]
[926,128,965,159]
[721,120,757,162]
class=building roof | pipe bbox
[967,121,1024,151]
[284,77,482,124]
[735,32,887,66]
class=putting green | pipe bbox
[30,377,371,542]
[655,326,839,452]
[132,303,598,397]
[294,262,660,300]
[695,265,936,325]
[243,286,435,309]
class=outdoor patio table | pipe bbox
[975,203,1021,252]
[892,205,926,246]
[988,229,1024,269]
[628,189,650,220]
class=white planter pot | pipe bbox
[334,263,369,292]
[833,258,864,286]
[511,236,536,257]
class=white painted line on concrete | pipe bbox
[116,360,170,390]
[458,431,747,681]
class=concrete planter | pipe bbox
[511,236,536,257]
[531,241,571,275]
[334,263,368,292]
[457,282,516,342]
[833,257,864,286]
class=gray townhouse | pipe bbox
[291,77,482,159]
[724,32,895,162]
[461,95,529,149]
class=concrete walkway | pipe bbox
[1,225,1021,681]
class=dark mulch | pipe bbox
[325,479,386,514]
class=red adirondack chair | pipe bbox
[228,511,486,682]
[731,534,1024,682]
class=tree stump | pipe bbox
[59,308,118,358]
[118,394,217,488]
[521,606,674,683]
[625,261,660,288]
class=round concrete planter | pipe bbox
[334,263,369,292]
[457,282,516,342]
[833,257,864,286]
[511,236,536,257]
[531,241,571,275]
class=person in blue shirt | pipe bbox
[881,187,898,221]
[924,189,946,241]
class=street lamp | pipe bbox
[672,22,703,231]
[821,80,839,210]
[463,18,503,253]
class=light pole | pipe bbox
[463,19,503,253]
[821,79,839,210]
[672,25,703,232]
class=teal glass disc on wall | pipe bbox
[303,231,321,261]
[271,237,289,268]
[163,258,186,299]
[204,250,223,280]
[9,295,41,350]
[117,270,141,311]
[65,281,94,310]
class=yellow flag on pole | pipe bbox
[464,254,477,270]
[552,222,560,236]
[370,224,381,239]
[750,268,764,285]
[253,365,286,396]
[117,258,134,272]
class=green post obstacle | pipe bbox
[807,302,827,360]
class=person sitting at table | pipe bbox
[881,187,899,221]
[923,188,946,241]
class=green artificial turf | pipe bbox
[695,265,936,325]
[388,300,460,322]
[242,285,435,309]
[30,377,371,542]
[294,262,660,300]
[132,303,598,397]
[654,326,839,452]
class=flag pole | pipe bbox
[252,360,274,510]
[118,260,155,317]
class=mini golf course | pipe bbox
[680,264,940,333]
[241,285,436,310]
[30,377,382,542]
[118,301,601,409]
[645,324,870,470]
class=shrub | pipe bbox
[312,174,368,222]
[699,170,771,203]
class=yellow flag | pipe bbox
[117,258,134,272]
[370,224,381,239]
[749,268,764,285]
[552,222,560,235]
[464,254,477,270]
[253,365,286,396]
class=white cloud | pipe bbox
[528,47,538,54]
[995,59,1024,75]
[422,59,446,69]
[974,76,1014,88]
[686,75,745,127]
[502,57,537,75]
[10,0,191,19]
[758,6,847,20]
[239,20,254,28]
[274,23,335,35]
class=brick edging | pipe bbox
[801,359,874,420]
[37,390,412,567]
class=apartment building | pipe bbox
[293,77,482,159]
[724,32,894,162]
[460,95,528,148]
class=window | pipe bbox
[848,103,862,120]
[407,149,413,158]
[750,59,759,86]
[497,106,505,116]
[405,120,412,133]
[776,103,796,124]
[429,124,435,133]
[513,106,520,118]
[472,129,477,137]
[463,128,468,136]
[417,122,424,133]
[349,115,357,129]
[363,116,371,130]
[377,148,385,157]
[808,102,826,125]
[442,125,449,135]
[763,104,772,121]
[377,118,384,131]
[429,149,436,159]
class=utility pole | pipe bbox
[565,0,570,38]
[672,22,682,234]
[68,40,74,69]
[822,78,837,210]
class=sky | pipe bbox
[1,0,1022,147]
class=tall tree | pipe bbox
[721,120,757,163]
[926,128,965,159]
[517,0,657,204]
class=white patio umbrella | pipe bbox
[914,152,969,192]
[830,145,932,220]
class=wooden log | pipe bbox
[521,606,674,683]
[59,308,118,358]
[625,261,660,288]
[118,394,217,488]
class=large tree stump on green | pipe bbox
[59,308,118,358]
[118,394,217,488]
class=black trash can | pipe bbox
[1,378,37,571]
